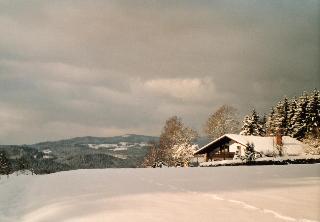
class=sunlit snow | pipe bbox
[0,165,319,222]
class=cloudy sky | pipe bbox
[0,0,319,144]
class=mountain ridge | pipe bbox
[32,134,159,147]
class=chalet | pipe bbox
[194,134,307,162]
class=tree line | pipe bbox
[142,89,319,167]
[240,89,319,138]
[240,89,319,154]
[0,147,71,178]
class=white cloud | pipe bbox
[143,78,215,102]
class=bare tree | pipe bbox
[204,105,240,140]
[141,142,166,167]
[142,116,198,167]
[159,116,198,166]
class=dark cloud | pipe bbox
[0,0,319,144]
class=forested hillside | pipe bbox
[0,134,158,174]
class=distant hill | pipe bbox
[0,134,208,174]
[0,134,159,174]
[33,134,159,147]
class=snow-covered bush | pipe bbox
[303,134,320,155]
[152,161,168,168]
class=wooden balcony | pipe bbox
[207,152,235,161]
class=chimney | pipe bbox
[275,134,283,146]
[275,128,283,146]
[275,129,283,156]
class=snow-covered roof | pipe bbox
[194,134,307,156]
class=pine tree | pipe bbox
[17,157,29,172]
[265,89,318,140]
[266,107,276,136]
[260,114,267,136]
[306,89,320,135]
[291,92,308,139]
[273,97,290,135]
[0,151,11,177]
[240,115,252,135]
[240,109,264,136]
[252,109,264,136]
[287,97,298,136]
[244,143,255,162]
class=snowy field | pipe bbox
[0,165,319,222]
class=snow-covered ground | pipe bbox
[0,165,319,222]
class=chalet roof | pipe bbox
[194,134,307,155]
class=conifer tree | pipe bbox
[240,115,252,135]
[260,114,267,136]
[266,107,276,136]
[244,143,255,162]
[291,92,308,139]
[240,109,264,136]
[0,151,11,177]
[306,89,320,135]
[273,97,290,135]
[287,97,297,136]
[265,89,318,140]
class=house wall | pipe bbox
[204,141,237,161]
[229,141,246,157]
[190,155,205,164]
[198,140,247,162]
